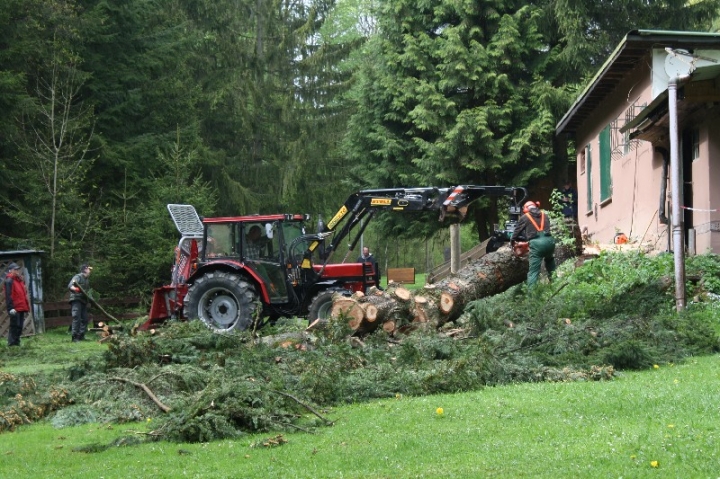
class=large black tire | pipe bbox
[307,289,347,323]
[184,271,258,332]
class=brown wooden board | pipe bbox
[387,267,416,284]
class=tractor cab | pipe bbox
[199,214,310,304]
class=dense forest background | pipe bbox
[2,0,719,300]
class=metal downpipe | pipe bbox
[668,76,689,311]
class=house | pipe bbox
[556,30,720,254]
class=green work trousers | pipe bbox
[527,234,556,287]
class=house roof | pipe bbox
[555,30,720,137]
[0,250,45,256]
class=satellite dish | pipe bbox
[664,49,695,77]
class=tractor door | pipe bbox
[241,221,289,302]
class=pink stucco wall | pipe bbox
[572,53,720,253]
[574,57,671,249]
[693,119,720,253]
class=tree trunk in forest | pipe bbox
[330,247,529,335]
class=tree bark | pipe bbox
[329,248,528,335]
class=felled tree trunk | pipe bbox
[330,248,528,335]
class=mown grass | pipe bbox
[1,332,719,478]
[0,326,106,375]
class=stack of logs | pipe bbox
[328,248,529,335]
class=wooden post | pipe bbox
[450,224,461,274]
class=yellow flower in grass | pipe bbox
[650,460,659,468]
[436,407,444,416]
[653,364,660,369]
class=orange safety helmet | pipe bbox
[523,201,538,213]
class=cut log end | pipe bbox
[382,320,396,334]
[365,304,379,323]
[392,286,412,301]
[439,292,455,314]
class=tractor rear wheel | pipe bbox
[185,271,258,332]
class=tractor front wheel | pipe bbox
[184,271,258,332]
[308,289,347,323]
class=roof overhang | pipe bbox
[556,30,720,137]
[619,64,720,143]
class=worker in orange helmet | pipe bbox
[511,201,556,287]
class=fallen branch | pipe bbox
[284,422,314,433]
[73,281,123,326]
[267,389,333,426]
[108,377,171,413]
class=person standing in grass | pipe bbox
[4,262,29,347]
[68,263,92,342]
[357,246,382,288]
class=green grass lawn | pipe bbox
[2,339,719,478]
[0,326,106,375]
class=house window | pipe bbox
[599,125,612,202]
[691,128,700,160]
[585,143,592,212]
[579,148,586,174]
[623,129,631,156]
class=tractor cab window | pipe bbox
[243,222,274,260]
[265,223,281,261]
[205,223,236,258]
[243,221,288,302]
[281,221,307,263]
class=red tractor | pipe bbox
[141,185,527,332]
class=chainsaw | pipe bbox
[512,240,529,257]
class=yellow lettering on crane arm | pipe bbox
[370,198,392,206]
[327,206,348,230]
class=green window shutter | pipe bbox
[599,125,612,201]
[586,144,592,212]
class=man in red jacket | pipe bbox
[4,262,30,347]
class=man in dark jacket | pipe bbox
[4,262,30,346]
[511,201,556,287]
[357,246,381,288]
[560,181,578,220]
[68,263,92,342]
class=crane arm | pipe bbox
[303,185,527,267]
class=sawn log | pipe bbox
[330,247,528,335]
